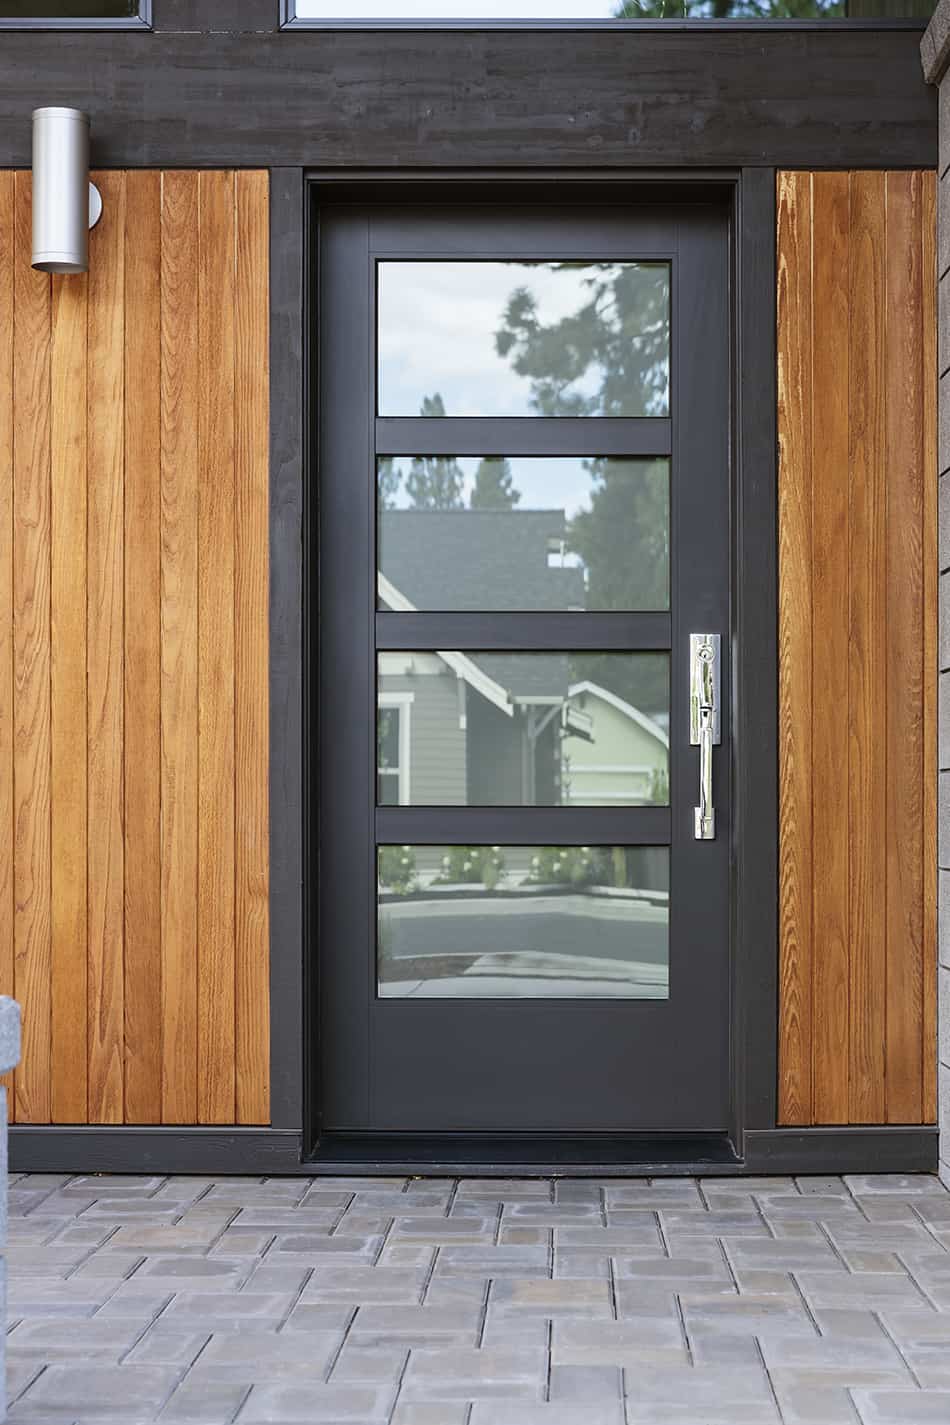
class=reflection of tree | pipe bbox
[470,457,520,510]
[494,267,671,717]
[614,0,843,13]
[495,263,669,417]
[378,456,400,510]
[406,395,465,509]
[570,458,668,611]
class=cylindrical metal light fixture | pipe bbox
[31,107,102,274]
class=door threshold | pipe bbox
[306,1132,741,1177]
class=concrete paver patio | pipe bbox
[5,1172,950,1424]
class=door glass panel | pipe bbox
[377,651,668,806]
[378,845,669,999]
[378,261,670,418]
[378,456,669,612]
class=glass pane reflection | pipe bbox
[297,1,931,23]
[378,262,670,418]
[378,845,670,999]
[0,1,138,13]
[378,457,669,613]
[377,651,669,806]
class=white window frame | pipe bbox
[378,691,414,806]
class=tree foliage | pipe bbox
[470,456,521,510]
[494,262,669,417]
[614,0,843,15]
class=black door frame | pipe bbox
[301,168,778,1168]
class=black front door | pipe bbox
[317,199,731,1138]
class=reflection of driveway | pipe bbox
[379,893,668,999]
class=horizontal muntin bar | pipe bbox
[376,806,671,846]
[375,417,671,459]
[376,612,671,652]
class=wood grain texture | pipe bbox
[50,270,88,1125]
[0,169,269,1126]
[0,31,935,173]
[12,173,52,1126]
[921,171,938,1126]
[235,170,271,1126]
[123,171,163,1125]
[160,171,201,1126]
[777,171,814,1127]
[0,174,14,1119]
[811,172,851,1126]
[197,170,237,1125]
[87,173,127,1126]
[778,169,937,1127]
[847,170,887,1125]
[884,171,925,1127]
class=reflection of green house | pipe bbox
[563,681,669,807]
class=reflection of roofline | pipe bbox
[568,680,669,749]
[378,573,514,718]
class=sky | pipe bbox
[296,1,622,17]
[382,456,609,519]
[377,260,640,418]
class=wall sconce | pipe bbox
[31,107,103,274]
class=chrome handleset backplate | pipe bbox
[689,633,720,841]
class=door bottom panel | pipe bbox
[307,1131,741,1172]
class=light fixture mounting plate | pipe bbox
[88,182,102,230]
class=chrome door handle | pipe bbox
[689,634,720,841]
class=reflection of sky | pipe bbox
[378,261,631,417]
[298,1,621,16]
[384,456,596,519]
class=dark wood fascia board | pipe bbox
[0,30,935,170]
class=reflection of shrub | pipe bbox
[523,847,637,889]
[378,845,418,895]
[434,846,506,889]
[524,847,596,886]
[649,766,669,806]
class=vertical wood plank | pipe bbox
[235,170,271,1125]
[197,171,236,1125]
[50,269,88,1124]
[810,171,852,1124]
[778,171,815,1126]
[885,171,925,1125]
[922,170,938,1125]
[161,171,200,1125]
[87,172,126,1125]
[847,171,887,1124]
[12,173,52,1124]
[0,174,14,1118]
[124,171,163,1124]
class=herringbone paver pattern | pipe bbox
[6,1173,950,1423]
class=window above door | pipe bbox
[0,0,149,25]
[286,0,933,25]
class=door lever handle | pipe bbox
[689,634,721,841]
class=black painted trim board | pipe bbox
[269,168,306,1134]
[9,1127,937,1177]
[298,167,779,1161]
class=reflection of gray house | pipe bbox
[378,510,621,806]
[379,508,586,611]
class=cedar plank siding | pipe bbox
[0,171,270,1127]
